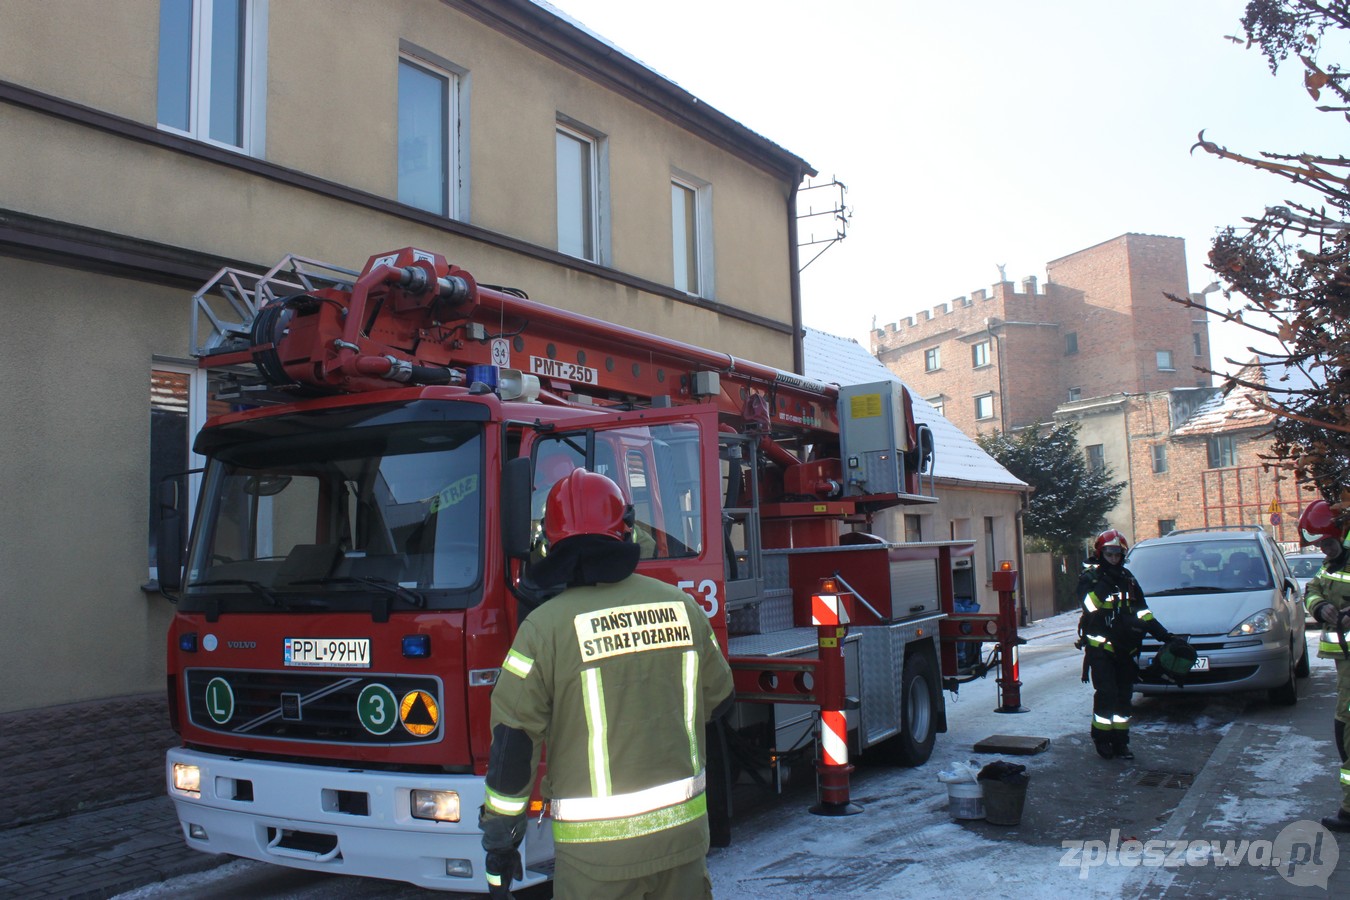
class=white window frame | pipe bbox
[1152,443,1168,474]
[150,361,209,581]
[156,0,269,155]
[671,169,713,297]
[971,340,990,368]
[974,393,994,420]
[1067,387,1081,402]
[398,49,465,219]
[1156,349,1175,372]
[924,347,941,372]
[556,120,608,263]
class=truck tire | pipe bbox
[869,645,939,767]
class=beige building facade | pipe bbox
[0,0,813,727]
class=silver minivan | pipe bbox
[1125,526,1308,705]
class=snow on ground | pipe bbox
[707,609,1146,899]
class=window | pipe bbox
[974,394,994,420]
[1157,350,1175,372]
[1193,333,1203,356]
[398,55,459,217]
[1086,444,1105,473]
[1158,519,1176,536]
[971,340,990,368]
[1065,332,1078,355]
[1208,434,1237,468]
[904,514,922,543]
[157,0,267,153]
[556,123,604,262]
[149,364,210,581]
[924,347,941,372]
[671,172,712,296]
[1152,444,1168,474]
[1067,387,1081,402]
[928,397,945,417]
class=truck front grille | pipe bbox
[184,669,444,745]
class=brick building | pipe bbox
[871,234,1210,436]
[1055,360,1308,546]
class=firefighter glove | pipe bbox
[485,847,522,900]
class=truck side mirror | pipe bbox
[156,477,186,593]
[502,457,533,560]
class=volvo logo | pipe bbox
[227,641,257,649]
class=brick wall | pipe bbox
[0,693,177,830]
[872,234,1208,438]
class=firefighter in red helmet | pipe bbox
[480,469,734,899]
[1299,499,1350,832]
[1077,529,1174,760]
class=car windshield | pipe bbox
[184,406,484,613]
[1127,539,1273,596]
[1287,556,1324,579]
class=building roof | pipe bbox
[1172,354,1318,436]
[803,328,1028,490]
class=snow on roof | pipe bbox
[803,328,1027,490]
[1172,353,1321,436]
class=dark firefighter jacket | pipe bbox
[1078,560,1168,656]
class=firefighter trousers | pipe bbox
[1087,649,1135,750]
[551,854,712,900]
[1336,659,1350,812]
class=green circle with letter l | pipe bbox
[358,683,399,735]
[205,677,234,725]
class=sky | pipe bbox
[542,0,1343,382]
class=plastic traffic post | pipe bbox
[992,561,1028,714]
[809,585,862,816]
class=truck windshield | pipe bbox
[184,412,484,613]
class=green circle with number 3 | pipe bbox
[357,684,398,735]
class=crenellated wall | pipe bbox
[870,234,1209,437]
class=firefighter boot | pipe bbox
[1112,730,1134,761]
[1322,808,1350,833]
[1092,731,1115,760]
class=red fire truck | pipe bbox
[158,247,1018,891]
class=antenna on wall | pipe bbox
[797,177,850,271]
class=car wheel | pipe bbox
[1269,643,1299,706]
[1295,639,1311,678]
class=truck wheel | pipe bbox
[869,646,939,767]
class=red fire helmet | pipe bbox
[543,470,630,546]
[1095,529,1129,556]
[1299,499,1345,545]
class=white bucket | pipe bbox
[946,780,985,820]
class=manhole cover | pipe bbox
[1136,770,1194,789]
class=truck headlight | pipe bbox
[1229,608,1275,636]
[411,789,461,822]
[172,763,201,796]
